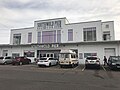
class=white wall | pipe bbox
[10,18,115,44]
[61,20,103,43]
[102,21,115,40]
[10,27,35,45]
[60,42,120,64]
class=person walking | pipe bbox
[103,56,107,66]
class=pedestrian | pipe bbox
[103,56,107,66]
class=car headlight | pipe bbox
[112,63,116,65]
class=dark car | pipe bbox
[108,56,120,69]
[12,56,31,65]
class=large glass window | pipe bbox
[57,30,61,43]
[42,31,56,43]
[68,29,73,41]
[83,27,96,41]
[37,32,41,43]
[28,32,32,43]
[13,34,21,45]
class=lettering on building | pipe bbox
[37,20,61,30]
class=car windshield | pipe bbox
[49,58,54,60]
[111,56,120,62]
[5,57,12,59]
[60,53,69,58]
[0,57,4,59]
[40,58,47,60]
[86,57,97,60]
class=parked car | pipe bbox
[108,56,120,69]
[12,56,31,65]
[0,56,13,65]
[85,56,100,69]
[37,57,58,67]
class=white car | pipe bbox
[37,57,58,67]
[0,56,13,65]
[85,56,100,69]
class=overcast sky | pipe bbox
[0,0,120,44]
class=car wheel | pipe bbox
[4,62,7,65]
[27,61,30,64]
[12,63,15,65]
[19,62,23,65]
[76,62,79,66]
[56,62,58,65]
[97,66,100,69]
[49,63,51,67]
[38,65,41,67]
[85,64,88,69]
[60,65,63,68]
[71,63,74,68]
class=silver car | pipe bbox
[0,56,13,65]
[85,56,100,69]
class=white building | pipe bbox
[0,17,120,64]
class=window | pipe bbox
[42,31,56,43]
[71,54,76,58]
[79,53,83,59]
[37,32,41,43]
[24,51,35,57]
[83,27,96,41]
[12,53,20,57]
[60,54,69,58]
[68,29,73,41]
[103,31,110,41]
[84,53,97,58]
[13,34,21,45]
[5,57,12,59]
[2,50,8,56]
[105,24,109,28]
[57,30,61,43]
[28,32,32,43]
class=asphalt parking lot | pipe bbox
[0,64,120,90]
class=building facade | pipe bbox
[0,17,119,64]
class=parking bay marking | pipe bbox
[101,66,107,71]
[82,67,86,71]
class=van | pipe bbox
[59,50,79,68]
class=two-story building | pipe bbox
[0,17,120,64]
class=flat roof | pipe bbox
[11,27,34,31]
[66,20,102,25]
[34,17,67,22]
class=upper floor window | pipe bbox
[83,27,96,41]
[37,32,41,43]
[68,29,73,41]
[57,30,61,43]
[42,30,56,43]
[103,31,110,41]
[28,32,32,43]
[105,24,109,28]
[13,34,21,45]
